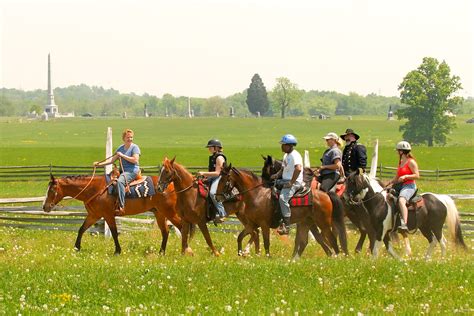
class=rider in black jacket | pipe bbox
[340,129,367,177]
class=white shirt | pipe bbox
[282,150,303,184]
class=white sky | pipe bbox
[1,0,473,98]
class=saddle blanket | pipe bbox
[273,191,312,207]
[108,176,156,198]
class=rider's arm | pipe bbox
[93,154,119,167]
[117,151,139,165]
[399,159,420,182]
[289,164,302,185]
[270,166,283,179]
[199,156,225,177]
[320,158,342,171]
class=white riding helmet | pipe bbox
[396,141,411,151]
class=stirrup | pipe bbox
[115,207,125,216]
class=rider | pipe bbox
[270,134,303,235]
[387,141,420,231]
[197,139,228,223]
[340,128,367,177]
[94,128,141,216]
[317,132,343,192]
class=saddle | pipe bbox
[388,189,424,233]
[106,174,156,198]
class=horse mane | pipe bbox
[233,168,262,182]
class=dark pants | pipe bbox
[318,172,340,192]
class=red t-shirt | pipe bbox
[397,158,415,185]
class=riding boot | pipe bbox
[115,206,125,217]
[277,217,291,235]
[398,217,408,232]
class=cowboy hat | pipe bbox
[340,128,360,140]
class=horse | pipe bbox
[156,157,247,256]
[261,155,348,255]
[345,169,467,259]
[42,172,182,255]
[216,164,346,259]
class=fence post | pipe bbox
[49,163,52,175]
[104,127,113,238]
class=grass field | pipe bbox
[0,227,473,315]
[0,115,473,314]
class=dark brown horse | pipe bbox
[156,157,246,256]
[42,173,182,255]
[216,164,346,259]
[261,155,348,256]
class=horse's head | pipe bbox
[345,168,370,201]
[42,174,64,212]
[261,155,281,183]
[157,157,177,192]
[216,163,237,202]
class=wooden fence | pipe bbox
[1,164,474,182]
[0,197,473,236]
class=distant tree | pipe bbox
[246,74,269,116]
[29,104,43,114]
[0,96,15,116]
[398,57,462,146]
[272,77,302,118]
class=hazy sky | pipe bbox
[1,0,473,98]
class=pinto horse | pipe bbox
[261,155,348,255]
[156,157,246,256]
[42,173,182,255]
[216,164,346,259]
[345,169,467,259]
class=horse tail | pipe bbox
[328,191,348,255]
[437,194,467,249]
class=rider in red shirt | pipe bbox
[387,141,420,231]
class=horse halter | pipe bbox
[44,179,61,211]
[157,165,175,192]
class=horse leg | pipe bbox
[310,224,332,256]
[399,231,412,256]
[355,230,367,254]
[74,214,99,251]
[181,221,193,256]
[252,228,260,255]
[103,215,121,255]
[153,211,169,255]
[418,226,436,259]
[383,231,400,260]
[321,226,339,256]
[293,223,310,261]
[261,225,271,257]
[197,220,220,256]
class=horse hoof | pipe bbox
[184,248,194,256]
[74,246,80,252]
[114,251,121,256]
[213,251,220,257]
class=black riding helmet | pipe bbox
[205,139,223,148]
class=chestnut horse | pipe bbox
[156,157,246,256]
[216,164,346,259]
[261,156,348,256]
[42,173,182,255]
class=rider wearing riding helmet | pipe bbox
[387,141,420,231]
[317,132,344,192]
[197,139,228,223]
[270,134,303,235]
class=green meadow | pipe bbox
[0,115,473,314]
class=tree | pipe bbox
[272,77,302,118]
[246,74,269,116]
[398,57,462,146]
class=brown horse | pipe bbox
[156,157,246,256]
[42,173,182,255]
[216,164,346,259]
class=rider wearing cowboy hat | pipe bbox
[340,128,367,177]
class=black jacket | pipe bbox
[342,141,367,175]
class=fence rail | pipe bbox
[0,165,473,182]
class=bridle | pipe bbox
[216,168,264,200]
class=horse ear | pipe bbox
[228,163,232,169]
[261,154,267,161]
[50,173,55,181]
[358,167,364,175]
[170,156,176,165]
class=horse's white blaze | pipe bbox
[42,183,51,210]
[354,188,369,200]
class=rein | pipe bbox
[53,167,98,208]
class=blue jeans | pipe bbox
[277,179,302,218]
[117,171,137,209]
[209,176,227,217]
